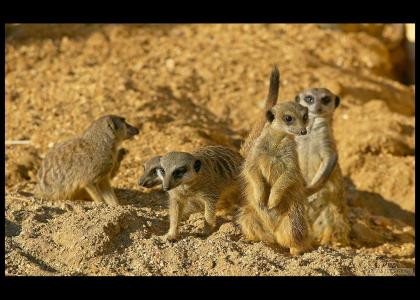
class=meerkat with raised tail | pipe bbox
[37,115,139,205]
[138,156,162,189]
[295,88,350,246]
[240,66,280,158]
[238,101,311,255]
[158,145,243,241]
[240,67,339,199]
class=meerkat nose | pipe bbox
[300,128,307,135]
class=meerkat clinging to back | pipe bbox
[295,88,350,246]
[238,101,311,255]
[158,145,243,241]
[37,115,139,205]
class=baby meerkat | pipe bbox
[158,146,243,241]
[238,101,311,255]
[37,115,139,205]
[295,88,350,246]
[138,156,162,189]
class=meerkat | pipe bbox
[240,66,280,158]
[294,88,350,246]
[72,147,129,201]
[238,101,311,255]
[37,115,139,205]
[158,145,243,241]
[240,67,336,197]
[138,156,163,189]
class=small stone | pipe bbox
[165,59,175,70]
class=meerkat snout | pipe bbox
[125,121,139,138]
[138,156,162,188]
[300,128,307,135]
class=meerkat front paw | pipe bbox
[307,193,317,203]
[267,195,281,209]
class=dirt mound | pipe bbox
[5,24,415,276]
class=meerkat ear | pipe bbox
[335,96,340,108]
[266,109,275,123]
[193,159,201,173]
[294,95,300,103]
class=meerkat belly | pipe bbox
[257,155,284,186]
[297,137,322,183]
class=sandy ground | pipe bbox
[5,24,415,276]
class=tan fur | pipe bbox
[37,115,139,205]
[159,146,243,241]
[72,148,129,201]
[295,88,350,247]
[238,102,311,255]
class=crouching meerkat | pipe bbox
[138,156,162,189]
[238,101,311,255]
[37,115,139,205]
[158,146,244,241]
[295,88,350,246]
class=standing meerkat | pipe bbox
[240,66,339,199]
[37,115,139,205]
[138,155,163,189]
[294,88,350,246]
[158,146,243,241]
[238,101,311,255]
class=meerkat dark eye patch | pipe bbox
[321,96,331,105]
[303,113,308,122]
[304,95,314,104]
[173,166,187,179]
[193,160,201,173]
[149,168,157,176]
[283,115,293,124]
[266,110,275,123]
[335,96,340,108]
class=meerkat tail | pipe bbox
[265,65,280,110]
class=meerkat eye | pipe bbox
[304,95,314,104]
[173,167,187,179]
[283,115,293,124]
[321,96,331,105]
[150,168,157,176]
